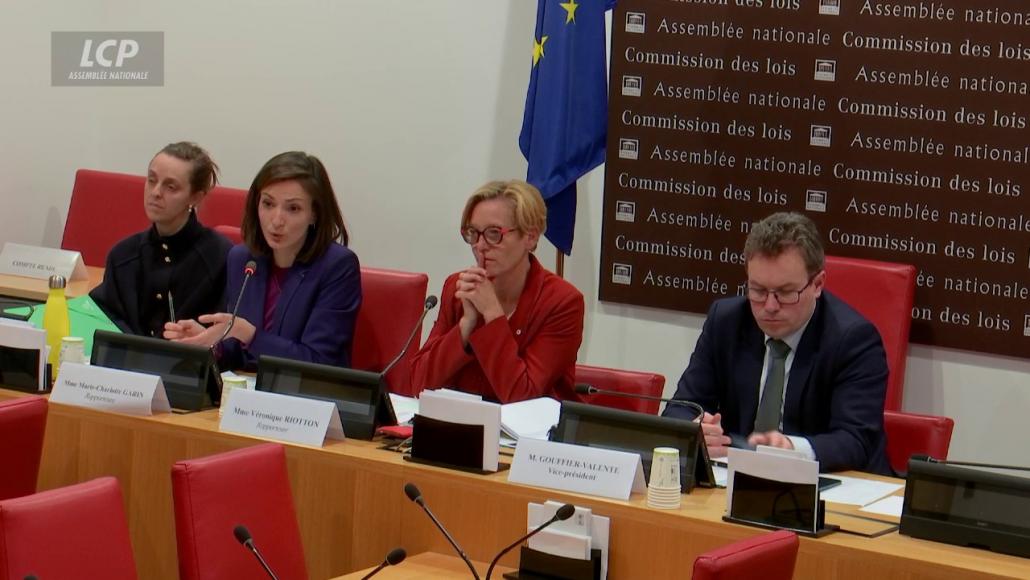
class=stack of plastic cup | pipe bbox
[647,447,682,509]
[219,376,251,417]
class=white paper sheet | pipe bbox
[819,474,904,506]
[387,393,419,425]
[500,396,560,441]
[858,494,905,518]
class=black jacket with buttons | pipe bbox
[90,212,232,337]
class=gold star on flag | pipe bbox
[532,35,549,66]
[560,0,579,23]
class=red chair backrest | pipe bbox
[824,256,916,411]
[884,410,955,474]
[574,364,665,414]
[692,530,799,580]
[0,477,138,580]
[213,224,243,245]
[171,443,307,580]
[62,169,150,266]
[196,184,247,230]
[62,169,247,267]
[0,396,48,501]
[353,267,429,395]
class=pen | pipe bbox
[168,290,176,323]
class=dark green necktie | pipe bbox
[754,339,791,433]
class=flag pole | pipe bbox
[555,251,564,278]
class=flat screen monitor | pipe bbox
[552,401,714,492]
[255,354,395,440]
[90,330,220,411]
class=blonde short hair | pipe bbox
[460,180,547,248]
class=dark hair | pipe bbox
[156,142,219,193]
[241,151,349,263]
[743,212,825,275]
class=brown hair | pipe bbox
[460,180,547,250]
[241,151,348,263]
[156,142,219,194]
[743,212,825,275]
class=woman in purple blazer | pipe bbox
[164,151,362,370]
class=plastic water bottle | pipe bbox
[44,274,71,380]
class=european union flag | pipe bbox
[520,0,614,255]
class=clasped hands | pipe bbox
[455,266,504,343]
[700,412,793,458]
[163,313,257,348]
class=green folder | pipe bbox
[4,295,122,357]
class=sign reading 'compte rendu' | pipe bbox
[51,31,164,86]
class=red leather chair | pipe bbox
[884,410,954,475]
[171,443,307,580]
[574,364,665,414]
[353,267,429,395]
[692,530,799,580]
[196,184,247,230]
[62,169,150,266]
[213,224,243,245]
[62,169,247,267]
[0,396,48,501]
[0,476,137,579]
[824,256,916,411]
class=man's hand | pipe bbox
[747,430,795,450]
[701,412,731,458]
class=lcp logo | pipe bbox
[79,38,141,68]
[52,31,164,86]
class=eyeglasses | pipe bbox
[461,226,516,245]
[746,277,815,305]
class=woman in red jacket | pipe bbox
[408,180,585,403]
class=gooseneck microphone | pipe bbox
[911,455,1030,472]
[360,547,407,579]
[484,503,576,580]
[574,384,705,420]
[216,260,258,346]
[233,524,279,580]
[381,295,438,377]
[404,483,480,579]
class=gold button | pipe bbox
[161,243,169,250]
[156,293,163,300]
[164,256,171,263]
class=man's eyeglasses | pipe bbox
[461,226,516,245]
[746,277,815,305]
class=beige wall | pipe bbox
[1,1,1026,464]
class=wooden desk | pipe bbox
[0,266,104,301]
[335,552,511,579]
[2,388,1027,580]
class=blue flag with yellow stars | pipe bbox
[519,0,614,256]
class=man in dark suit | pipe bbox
[664,212,890,474]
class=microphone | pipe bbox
[233,524,279,580]
[574,384,705,420]
[911,455,1030,472]
[380,295,438,377]
[360,547,407,580]
[216,260,257,346]
[404,483,480,579]
[484,503,575,580]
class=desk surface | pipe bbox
[0,266,104,301]
[2,387,1027,580]
[334,552,510,579]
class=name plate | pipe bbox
[0,243,87,281]
[220,388,345,447]
[51,362,171,416]
[509,438,646,500]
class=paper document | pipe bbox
[819,474,904,506]
[859,495,904,518]
[388,393,419,425]
[501,396,560,441]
